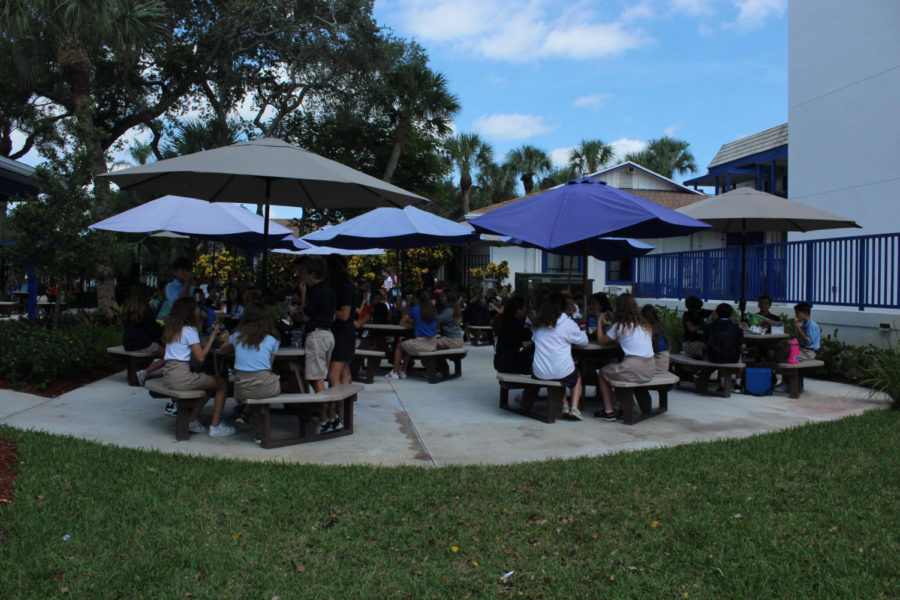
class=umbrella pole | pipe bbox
[566,255,573,292]
[739,223,747,320]
[582,247,589,317]
[261,179,272,298]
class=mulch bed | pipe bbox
[0,362,126,398]
[0,438,16,506]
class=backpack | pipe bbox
[743,367,774,396]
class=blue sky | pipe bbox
[373,0,788,189]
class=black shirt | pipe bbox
[493,317,533,374]
[705,319,744,363]
[331,282,357,336]
[123,308,163,351]
[303,280,336,334]
[682,309,712,342]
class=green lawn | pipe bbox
[1,410,897,599]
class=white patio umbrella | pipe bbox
[99,138,426,288]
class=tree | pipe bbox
[505,145,552,195]
[625,136,697,179]
[539,165,580,190]
[568,138,615,175]
[380,57,460,183]
[443,133,493,216]
[475,162,518,205]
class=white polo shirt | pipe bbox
[532,315,588,380]
[164,326,200,362]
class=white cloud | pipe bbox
[669,0,715,16]
[549,147,573,168]
[611,137,647,158]
[573,93,614,111]
[388,0,651,62]
[730,0,786,31]
[621,2,654,22]
[473,113,554,140]
[663,122,682,137]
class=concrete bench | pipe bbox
[350,348,389,383]
[405,348,467,383]
[496,373,566,423]
[467,325,494,346]
[245,383,363,448]
[670,353,744,397]
[108,345,157,386]
[144,381,207,441]
[607,372,680,425]
[774,360,825,398]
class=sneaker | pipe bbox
[317,419,331,434]
[774,383,789,393]
[399,370,408,379]
[386,370,403,380]
[208,422,236,437]
[560,405,570,416]
[254,433,262,445]
[188,420,206,434]
[330,417,344,432]
[164,400,178,417]
[569,407,583,421]
[594,410,617,422]
[136,369,147,386]
[234,411,250,426]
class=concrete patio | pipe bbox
[0,343,888,466]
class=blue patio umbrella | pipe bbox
[90,195,309,252]
[469,177,710,248]
[506,236,654,261]
[303,205,480,250]
[470,177,709,302]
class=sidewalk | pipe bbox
[0,344,888,466]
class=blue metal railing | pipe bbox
[634,232,900,310]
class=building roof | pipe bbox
[0,155,39,198]
[585,161,703,194]
[708,123,788,168]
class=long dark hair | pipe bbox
[225,286,243,313]
[611,294,649,334]
[417,291,436,322]
[326,254,352,290]
[641,304,667,351]
[121,285,150,325]
[533,293,566,329]
[442,288,462,321]
[236,302,279,350]
[495,295,526,333]
[163,297,201,344]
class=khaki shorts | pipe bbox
[654,350,670,375]
[798,348,817,362]
[436,336,463,349]
[601,355,656,384]
[304,329,334,381]
[682,341,704,359]
[401,336,437,354]
[162,360,214,390]
[234,369,281,403]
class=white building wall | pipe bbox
[788,0,900,239]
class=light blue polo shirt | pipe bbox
[229,333,279,372]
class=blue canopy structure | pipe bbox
[303,205,480,250]
[469,177,711,248]
[89,195,309,252]
[506,236,653,261]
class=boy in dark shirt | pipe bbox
[297,257,336,395]
[704,303,745,363]
[681,295,712,358]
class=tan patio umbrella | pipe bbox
[99,138,427,290]
[678,187,861,315]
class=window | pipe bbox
[606,259,633,283]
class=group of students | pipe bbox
[491,290,670,422]
[383,288,464,379]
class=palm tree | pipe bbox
[476,162,518,205]
[161,118,242,158]
[625,136,697,179]
[568,138,615,175]
[381,62,460,182]
[443,133,493,216]
[505,145,552,195]
[539,165,580,190]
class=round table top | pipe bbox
[575,341,619,352]
[745,332,790,341]
[363,323,414,333]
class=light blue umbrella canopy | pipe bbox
[90,195,310,252]
[304,205,480,250]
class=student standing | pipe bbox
[531,293,588,420]
[161,297,234,437]
[157,257,194,320]
[327,255,357,388]
[296,257,337,432]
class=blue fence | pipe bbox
[634,232,900,310]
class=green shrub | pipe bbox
[0,311,121,389]
[652,304,683,353]
[815,330,886,382]
[861,349,900,410]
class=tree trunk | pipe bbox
[382,123,410,183]
[522,174,534,195]
[461,185,471,217]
